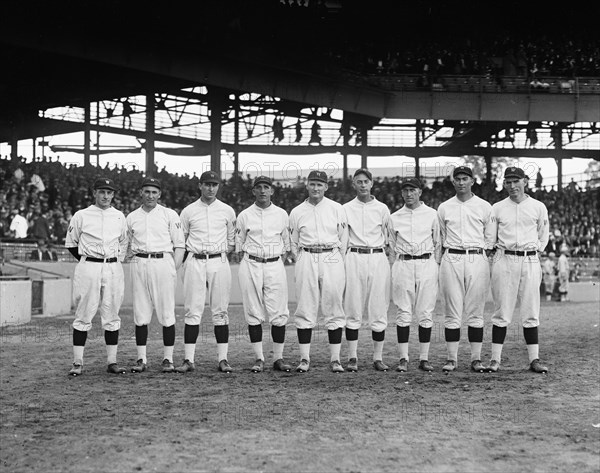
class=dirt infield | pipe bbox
[1,292,599,472]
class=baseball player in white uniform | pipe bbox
[125,178,185,373]
[176,170,236,373]
[557,245,570,302]
[65,178,128,376]
[437,165,493,373]
[542,252,557,301]
[289,170,348,373]
[485,166,549,373]
[389,177,441,372]
[236,175,292,373]
[342,168,392,372]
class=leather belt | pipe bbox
[248,254,280,263]
[447,248,483,255]
[85,256,117,263]
[504,250,537,256]
[397,253,431,260]
[136,252,164,259]
[350,247,384,254]
[193,253,223,260]
[302,247,334,253]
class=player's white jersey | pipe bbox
[289,197,348,255]
[126,204,185,253]
[235,203,290,258]
[65,205,128,259]
[180,198,236,254]
[343,196,390,248]
[389,202,440,258]
[437,195,493,249]
[486,195,549,251]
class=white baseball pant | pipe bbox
[491,253,541,328]
[294,249,346,330]
[392,257,438,328]
[440,252,490,329]
[131,254,177,327]
[238,257,289,326]
[72,260,124,331]
[183,255,231,326]
[344,251,390,332]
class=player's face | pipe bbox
[504,177,526,200]
[453,174,473,195]
[352,175,373,197]
[401,186,422,207]
[253,183,274,207]
[306,180,327,201]
[199,182,219,202]
[94,189,114,209]
[140,186,161,209]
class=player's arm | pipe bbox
[226,208,236,254]
[234,212,247,260]
[168,209,186,269]
[383,211,395,258]
[484,205,499,259]
[537,204,550,252]
[432,213,442,264]
[436,206,447,254]
[281,212,292,262]
[337,205,349,257]
[288,209,300,260]
[122,214,135,263]
[64,212,82,261]
[118,215,129,263]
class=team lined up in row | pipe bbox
[65,163,549,376]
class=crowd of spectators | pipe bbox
[1,155,598,259]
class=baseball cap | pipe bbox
[200,170,220,184]
[400,177,422,189]
[307,170,328,183]
[452,165,473,178]
[141,177,161,190]
[93,178,118,191]
[504,166,526,179]
[353,168,373,181]
[253,175,273,187]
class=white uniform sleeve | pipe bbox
[235,212,247,253]
[432,214,442,264]
[482,202,495,250]
[537,203,550,251]
[383,210,395,256]
[289,209,299,258]
[180,207,190,242]
[168,209,185,249]
[118,214,129,262]
[437,206,447,250]
[338,205,349,255]
[226,207,236,253]
[65,212,82,248]
[281,212,291,253]
[485,205,499,250]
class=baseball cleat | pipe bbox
[296,359,310,373]
[373,360,389,371]
[487,360,500,373]
[470,360,486,372]
[396,358,408,372]
[131,359,147,373]
[330,360,345,373]
[442,360,456,373]
[346,358,358,372]
[107,363,126,374]
[529,359,548,374]
[418,360,434,372]
[161,359,175,373]
[218,359,233,373]
[175,359,195,373]
[69,361,83,376]
[273,359,292,372]
[251,359,264,373]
